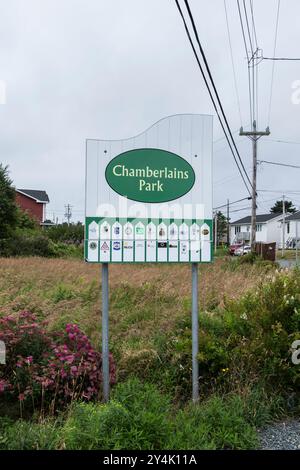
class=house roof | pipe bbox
[285,211,300,221]
[17,189,49,203]
[231,213,281,225]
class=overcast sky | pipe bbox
[1,0,300,223]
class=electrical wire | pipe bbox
[175,0,252,195]
[214,196,252,210]
[243,0,254,57]
[258,160,300,169]
[267,0,281,126]
[224,0,243,126]
[266,139,300,145]
[183,0,253,190]
[250,0,259,50]
[237,0,253,125]
[230,205,252,213]
[263,56,300,61]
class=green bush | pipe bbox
[46,223,84,245]
[0,417,59,450]
[60,401,130,450]
[0,234,83,258]
[170,395,258,450]
[60,379,172,450]
[60,379,258,450]
[154,268,300,399]
[0,234,57,257]
[0,379,290,450]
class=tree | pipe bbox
[270,200,297,214]
[0,164,18,239]
[16,207,37,230]
[47,222,84,245]
[213,211,228,246]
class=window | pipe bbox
[235,226,241,234]
[246,225,250,232]
[287,222,290,234]
[256,224,262,232]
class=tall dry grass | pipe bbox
[0,256,274,378]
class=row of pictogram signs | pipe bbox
[85,219,212,263]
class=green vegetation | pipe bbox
[0,165,18,241]
[1,379,283,450]
[0,164,83,259]
[0,257,299,450]
[271,199,296,214]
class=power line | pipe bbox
[258,189,300,194]
[263,56,300,61]
[213,125,250,144]
[243,0,254,57]
[237,0,250,62]
[249,0,259,50]
[224,0,243,126]
[175,0,252,195]
[267,0,281,126]
[237,0,254,125]
[214,196,252,210]
[262,138,300,145]
[230,205,252,213]
[249,1,259,125]
[258,159,300,169]
[183,0,251,180]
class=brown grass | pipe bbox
[0,256,273,371]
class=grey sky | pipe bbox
[1,0,300,222]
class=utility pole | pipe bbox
[240,121,270,250]
[282,195,286,257]
[64,204,73,226]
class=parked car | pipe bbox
[234,245,251,256]
[229,243,243,255]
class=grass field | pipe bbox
[0,256,298,449]
[0,257,272,371]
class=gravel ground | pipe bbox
[258,420,300,450]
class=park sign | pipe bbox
[85,114,213,264]
[105,148,195,203]
[85,113,213,402]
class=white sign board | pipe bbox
[85,114,213,263]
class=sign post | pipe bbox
[85,114,213,402]
[101,262,109,402]
[192,262,199,402]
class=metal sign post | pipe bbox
[296,221,299,265]
[192,263,199,402]
[101,262,110,402]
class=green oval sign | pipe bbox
[105,148,196,203]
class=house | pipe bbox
[16,189,49,224]
[230,213,284,246]
[283,211,300,248]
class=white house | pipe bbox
[230,213,283,246]
[283,211,300,248]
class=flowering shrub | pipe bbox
[0,311,116,411]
